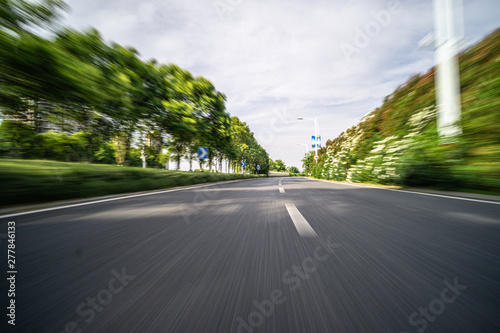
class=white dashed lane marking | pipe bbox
[285,203,318,238]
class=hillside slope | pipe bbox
[310,28,500,192]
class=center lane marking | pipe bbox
[285,203,318,237]
[279,187,285,193]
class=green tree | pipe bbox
[302,151,315,174]
[0,0,271,171]
[0,0,67,35]
[0,120,37,157]
[274,159,286,172]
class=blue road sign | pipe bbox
[311,136,316,148]
[257,165,260,170]
[317,135,321,148]
[241,160,245,168]
[198,147,208,159]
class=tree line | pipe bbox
[0,0,269,173]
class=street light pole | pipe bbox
[419,0,464,142]
[434,0,463,141]
[297,117,319,157]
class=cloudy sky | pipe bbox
[62,0,499,169]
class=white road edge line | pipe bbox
[0,179,252,219]
[279,187,285,194]
[285,203,318,238]
[313,179,500,205]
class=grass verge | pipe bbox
[289,173,307,177]
[306,177,500,197]
[0,159,264,207]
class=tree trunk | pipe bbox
[112,132,131,166]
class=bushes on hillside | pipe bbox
[307,29,500,192]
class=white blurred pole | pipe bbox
[141,134,146,168]
[433,0,463,142]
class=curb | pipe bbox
[307,177,500,203]
[0,177,260,217]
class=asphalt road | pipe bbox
[1,177,500,333]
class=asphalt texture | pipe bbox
[1,177,499,333]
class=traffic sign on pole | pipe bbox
[241,161,245,168]
[311,136,316,148]
[314,155,319,161]
[198,147,208,159]
[257,165,260,170]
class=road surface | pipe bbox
[1,177,499,333]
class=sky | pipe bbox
[62,0,499,170]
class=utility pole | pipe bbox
[420,0,464,142]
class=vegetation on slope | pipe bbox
[304,28,500,192]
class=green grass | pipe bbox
[0,159,264,207]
